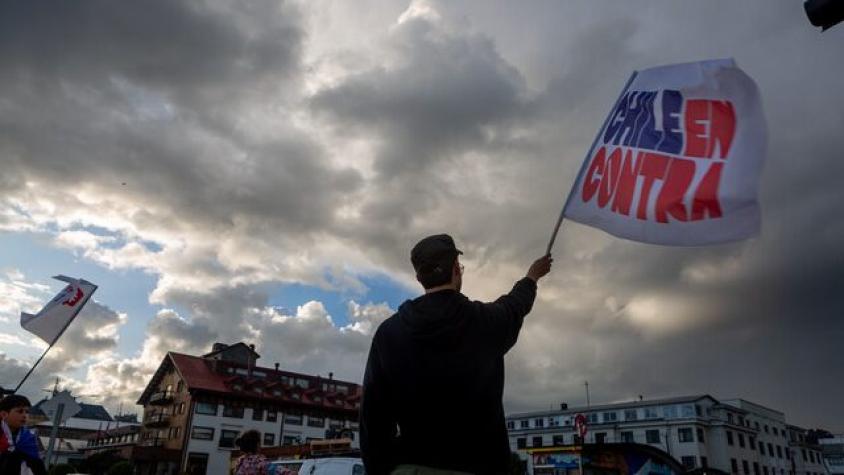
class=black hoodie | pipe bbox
[360,277,537,474]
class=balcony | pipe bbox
[144,413,171,428]
[149,389,174,405]
[139,437,166,447]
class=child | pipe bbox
[233,430,269,475]
[0,395,46,475]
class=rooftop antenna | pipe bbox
[585,381,591,408]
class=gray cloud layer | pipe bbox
[0,0,842,430]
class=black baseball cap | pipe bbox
[411,234,463,274]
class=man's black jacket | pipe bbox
[360,278,537,474]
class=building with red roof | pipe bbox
[132,342,361,475]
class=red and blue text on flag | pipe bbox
[563,59,767,245]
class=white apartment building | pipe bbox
[507,395,829,475]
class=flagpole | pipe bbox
[545,71,639,255]
[13,284,97,393]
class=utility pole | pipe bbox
[585,381,591,408]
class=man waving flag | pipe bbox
[558,58,767,246]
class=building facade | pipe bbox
[134,342,362,475]
[819,435,844,475]
[507,395,829,475]
[784,425,829,475]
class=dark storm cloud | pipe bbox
[0,0,361,238]
[310,1,844,430]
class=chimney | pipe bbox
[329,372,333,380]
[274,363,280,371]
[247,344,256,377]
[560,403,568,410]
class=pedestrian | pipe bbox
[232,430,270,475]
[360,234,553,474]
[0,394,47,475]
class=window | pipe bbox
[763,466,769,475]
[219,430,238,448]
[728,413,735,424]
[308,415,325,428]
[282,435,299,446]
[186,453,208,475]
[785,449,791,461]
[506,421,515,430]
[195,402,217,415]
[754,462,760,475]
[285,413,302,425]
[765,425,770,433]
[177,381,185,393]
[768,444,774,457]
[750,436,756,450]
[646,430,660,443]
[731,459,738,474]
[624,409,638,421]
[663,406,678,419]
[739,433,746,448]
[739,416,745,426]
[743,460,750,475]
[532,436,543,448]
[620,431,634,443]
[295,378,309,389]
[760,443,766,455]
[679,428,694,443]
[548,416,559,427]
[776,446,783,459]
[728,431,735,446]
[595,432,606,444]
[520,420,529,429]
[696,405,703,416]
[602,412,617,423]
[697,427,705,443]
[223,405,244,418]
[587,413,599,424]
[682,456,696,469]
[553,435,565,446]
[263,433,275,446]
[772,427,778,436]
[253,408,264,421]
[802,449,807,461]
[178,402,185,414]
[534,418,544,428]
[644,407,658,419]
[701,456,708,468]
[517,438,526,449]
[682,405,696,417]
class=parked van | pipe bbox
[269,457,365,475]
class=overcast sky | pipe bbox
[1,0,842,431]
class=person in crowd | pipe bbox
[0,394,47,475]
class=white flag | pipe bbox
[20,276,97,345]
[563,59,767,245]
